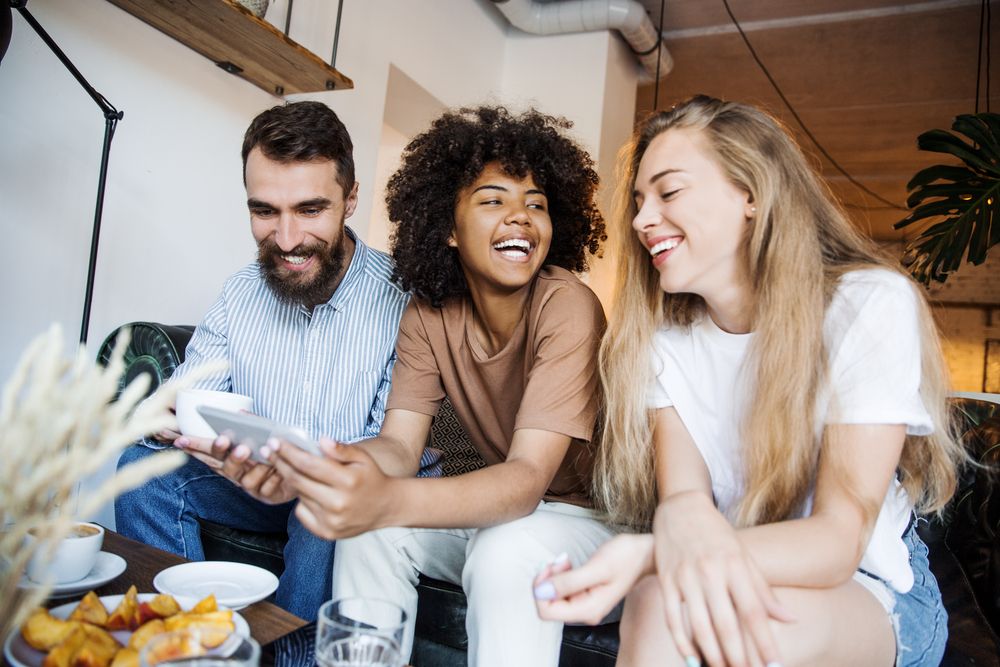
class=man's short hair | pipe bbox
[242,101,355,196]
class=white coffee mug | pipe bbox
[176,389,253,439]
[26,522,105,584]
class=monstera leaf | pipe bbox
[895,113,1000,285]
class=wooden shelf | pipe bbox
[105,0,353,96]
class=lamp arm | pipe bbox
[10,0,123,345]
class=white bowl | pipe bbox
[176,389,253,439]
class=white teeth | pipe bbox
[283,255,308,265]
[493,239,531,253]
[649,238,681,256]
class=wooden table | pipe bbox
[88,530,307,646]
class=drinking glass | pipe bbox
[315,598,408,667]
[139,629,260,667]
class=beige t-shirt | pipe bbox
[386,266,605,505]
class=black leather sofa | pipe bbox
[99,322,1000,666]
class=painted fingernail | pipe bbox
[533,581,556,600]
[233,444,249,459]
[260,445,272,459]
[553,552,569,565]
[685,657,701,667]
[175,438,188,447]
[268,437,281,451]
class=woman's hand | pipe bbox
[654,491,794,667]
[534,533,655,625]
[267,437,400,540]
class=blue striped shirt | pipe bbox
[157,228,440,473]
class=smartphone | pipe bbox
[196,405,323,463]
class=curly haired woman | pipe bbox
[220,105,615,667]
[534,96,965,667]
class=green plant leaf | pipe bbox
[907,164,985,190]
[897,112,1000,285]
[917,130,1000,177]
[953,115,1000,162]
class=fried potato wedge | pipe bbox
[42,627,88,667]
[163,611,233,634]
[138,595,181,624]
[127,619,166,651]
[68,592,109,627]
[72,626,122,667]
[189,595,217,615]
[106,586,141,631]
[21,609,81,651]
[108,648,138,667]
[141,633,206,667]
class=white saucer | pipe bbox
[18,552,126,599]
[154,561,279,610]
[4,593,249,667]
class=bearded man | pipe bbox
[115,101,435,621]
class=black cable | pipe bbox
[720,0,907,212]
[977,0,986,113]
[653,0,665,109]
[988,0,992,113]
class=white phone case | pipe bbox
[196,405,323,463]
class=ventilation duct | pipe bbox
[489,0,672,82]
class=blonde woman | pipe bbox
[533,96,964,667]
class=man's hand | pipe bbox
[152,405,180,444]
[174,434,226,470]
[176,434,299,505]
[266,437,398,540]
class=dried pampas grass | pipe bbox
[0,324,224,640]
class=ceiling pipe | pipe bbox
[488,0,672,82]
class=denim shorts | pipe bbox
[853,521,947,667]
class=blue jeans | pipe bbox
[892,522,948,667]
[115,445,333,622]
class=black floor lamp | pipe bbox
[2,1,123,345]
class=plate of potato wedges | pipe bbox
[5,585,249,667]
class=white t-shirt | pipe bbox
[648,269,934,593]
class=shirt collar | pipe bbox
[316,225,367,313]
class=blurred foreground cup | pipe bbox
[139,629,260,667]
[316,598,407,667]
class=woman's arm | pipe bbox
[534,407,716,623]
[652,409,905,667]
[737,422,906,587]
[652,407,792,667]
[265,421,573,539]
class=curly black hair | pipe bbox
[386,106,606,307]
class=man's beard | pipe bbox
[257,236,347,308]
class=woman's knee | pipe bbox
[621,575,667,641]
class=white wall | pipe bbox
[0,0,639,526]
[0,0,510,383]
[500,29,639,311]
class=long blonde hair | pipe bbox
[594,96,963,532]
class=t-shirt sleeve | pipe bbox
[825,271,933,435]
[385,301,445,417]
[514,283,606,441]
[648,335,674,409]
